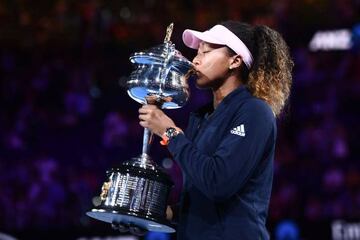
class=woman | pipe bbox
[139,20,293,240]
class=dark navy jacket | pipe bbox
[167,86,276,240]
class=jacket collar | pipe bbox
[192,85,251,118]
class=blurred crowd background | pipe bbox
[0,0,359,239]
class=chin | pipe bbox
[196,85,209,90]
[195,77,211,89]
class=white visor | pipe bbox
[182,24,253,69]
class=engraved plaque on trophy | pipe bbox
[87,23,194,233]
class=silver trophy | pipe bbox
[87,23,194,233]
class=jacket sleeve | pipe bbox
[167,100,276,201]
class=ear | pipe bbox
[229,55,242,69]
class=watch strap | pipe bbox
[160,127,182,145]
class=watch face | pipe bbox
[165,127,177,138]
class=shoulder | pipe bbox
[235,97,275,124]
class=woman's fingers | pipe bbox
[139,121,148,128]
[138,107,148,114]
[139,104,158,113]
[139,107,153,128]
[138,113,148,121]
[138,105,175,137]
[139,105,163,120]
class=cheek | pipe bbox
[201,59,228,78]
[195,61,228,88]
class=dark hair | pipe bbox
[220,20,293,117]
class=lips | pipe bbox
[193,67,202,77]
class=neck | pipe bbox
[212,75,242,109]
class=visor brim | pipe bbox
[182,29,225,49]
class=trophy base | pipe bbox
[87,208,176,233]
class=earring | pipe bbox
[229,66,233,70]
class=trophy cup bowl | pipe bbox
[87,24,194,233]
[127,43,191,109]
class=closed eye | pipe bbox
[197,50,211,55]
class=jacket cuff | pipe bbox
[167,133,190,156]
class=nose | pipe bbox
[192,55,200,66]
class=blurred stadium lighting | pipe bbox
[309,29,353,51]
[309,22,360,51]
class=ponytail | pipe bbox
[247,25,293,116]
[220,21,293,117]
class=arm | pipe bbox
[138,101,275,201]
[167,101,276,201]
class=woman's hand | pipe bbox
[166,205,173,221]
[138,105,176,137]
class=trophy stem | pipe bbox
[142,127,151,155]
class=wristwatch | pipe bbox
[165,127,181,139]
[160,127,182,145]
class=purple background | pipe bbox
[0,1,359,239]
